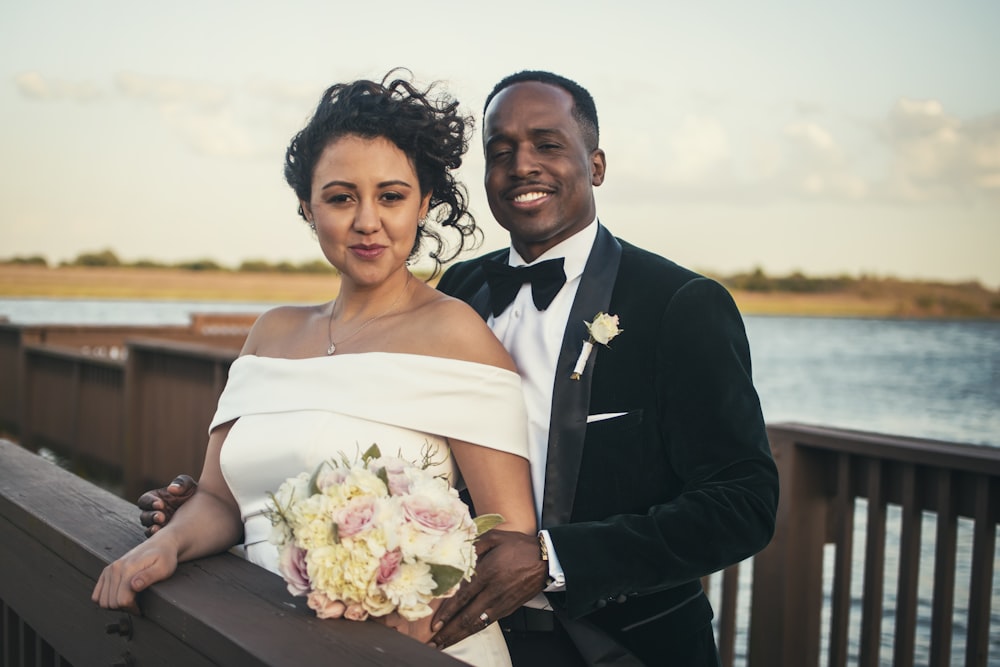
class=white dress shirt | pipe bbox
[487,220,599,592]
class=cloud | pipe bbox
[114,71,230,110]
[160,106,259,158]
[610,98,997,207]
[245,78,322,106]
[880,98,1000,202]
[779,121,867,200]
[14,71,102,102]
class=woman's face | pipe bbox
[302,134,430,288]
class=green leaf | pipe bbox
[473,513,505,536]
[376,465,390,491]
[361,443,382,463]
[429,563,465,596]
[308,460,333,495]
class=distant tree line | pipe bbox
[0,249,336,275]
[720,267,854,293]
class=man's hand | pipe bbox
[430,529,548,649]
[137,475,197,537]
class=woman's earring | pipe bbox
[309,222,316,232]
[417,217,426,229]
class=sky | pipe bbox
[2,0,999,287]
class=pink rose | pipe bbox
[315,466,350,492]
[334,496,377,538]
[307,591,346,619]
[278,544,310,596]
[377,548,403,585]
[402,494,466,534]
[344,603,369,621]
[375,457,412,496]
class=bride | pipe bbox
[91,72,536,667]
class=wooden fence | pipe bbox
[751,424,998,667]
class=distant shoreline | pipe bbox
[1,265,997,320]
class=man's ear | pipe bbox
[591,149,607,187]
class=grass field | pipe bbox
[0,265,342,303]
[1,265,997,319]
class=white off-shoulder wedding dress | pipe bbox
[211,353,529,667]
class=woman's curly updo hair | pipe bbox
[284,70,480,277]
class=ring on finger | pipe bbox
[479,612,490,625]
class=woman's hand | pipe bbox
[374,598,442,644]
[91,535,180,615]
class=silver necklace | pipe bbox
[326,273,412,355]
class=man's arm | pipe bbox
[138,475,197,537]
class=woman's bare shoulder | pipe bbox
[412,294,515,372]
[240,304,322,355]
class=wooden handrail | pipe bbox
[0,438,461,666]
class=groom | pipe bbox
[140,71,779,666]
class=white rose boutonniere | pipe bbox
[570,312,622,380]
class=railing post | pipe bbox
[749,426,831,667]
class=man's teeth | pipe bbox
[514,192,547,203]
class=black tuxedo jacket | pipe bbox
[437,225,779,665]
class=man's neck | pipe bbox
[510,218,599,265]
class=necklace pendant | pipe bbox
[326,343,336,355]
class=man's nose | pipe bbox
[511,148,541,178]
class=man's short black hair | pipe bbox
[483,71,599,151]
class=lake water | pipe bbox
[2,297,998,665]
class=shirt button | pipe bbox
[513,309,521,318]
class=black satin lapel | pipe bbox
[542,225,622,528]
[468,283,492,321]
[468,249,508,322]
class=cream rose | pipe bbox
[586,312,622,345]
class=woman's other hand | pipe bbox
[374,598,441,644]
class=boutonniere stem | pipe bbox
[570,312,622,380]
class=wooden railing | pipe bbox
[1,321,250,499]
[0,438,460,666]
[0,319,252,436]
[751,423,999,667]
[123,340,236,500]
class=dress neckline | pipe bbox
[235,351,520,378]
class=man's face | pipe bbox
[482,81,606,263]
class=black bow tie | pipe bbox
[481,258,567,317]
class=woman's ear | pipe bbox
[418,192,432,220]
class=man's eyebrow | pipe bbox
[485,127,564,148]
[529,128,564,137]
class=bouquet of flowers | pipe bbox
[266,444,502,622]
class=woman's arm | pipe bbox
[92,422,243,613]
[449,440,535,535]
